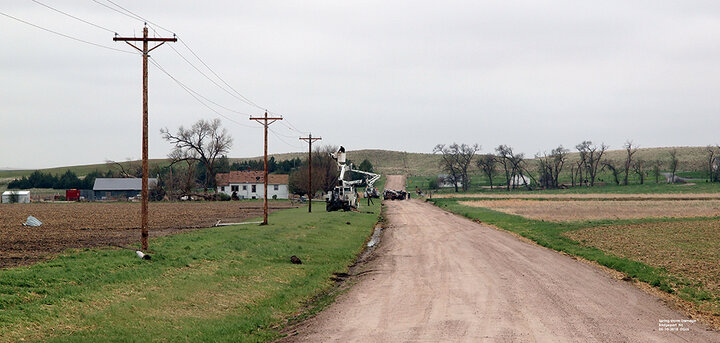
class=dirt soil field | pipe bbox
[566,220,720,317]
[282,176,719,342]
[459,199,720,221]
[0,201,296,268]
[436,193,720,199]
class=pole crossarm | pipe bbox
[249,112,282,224]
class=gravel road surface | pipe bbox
[282,175,718,342]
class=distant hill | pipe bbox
[0,146,714,182]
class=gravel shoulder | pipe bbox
[282,177,718,342]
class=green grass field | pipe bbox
[0,201,381,342]
[428,198,720,328]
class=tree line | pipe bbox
[434,141,720,192]
[8,170,101,190]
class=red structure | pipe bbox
[66,189,80,201]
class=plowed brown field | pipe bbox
[566,220,720,317]
[459,199,720,221]
[0,201,296,268]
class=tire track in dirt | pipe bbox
[282,176,718,342]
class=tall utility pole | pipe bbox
[250,111,282,225]
[299,134,321,213]
[114,26,176,251]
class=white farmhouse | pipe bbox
[215,171,289,199]
[2,190,31,203]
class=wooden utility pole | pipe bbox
[114,26,176,251]
[299,134,321,212]
[250,111,282,225]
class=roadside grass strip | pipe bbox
[428,198,719,325]
[0,202,381,342]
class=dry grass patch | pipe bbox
[459,199,720,222]
[565,220,720,316]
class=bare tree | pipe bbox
[651,160,662,184]
[632,158,647,184]
[289,145,339,197]
[161,118,233,192]
[434,143,480,192]
[602,159,621,185]
[706,145,720,182]
[576,141,607,186]
[164,159,199,199]
[496,145,530,190]
[668,149,679,183]
[622,141,638,185]
[476,154,498,189]
[496,145,514,190]
[536,146,568,189]
[105,159,142,178]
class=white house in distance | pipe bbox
[215,171,289,199]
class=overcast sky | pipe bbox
[2,1,719,169]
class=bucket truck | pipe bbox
[325,146,381,211]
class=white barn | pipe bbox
[2,190,31,203]
[216,171,289,199]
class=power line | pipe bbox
[0,10,136,55]
[93,1,273,114]
[270,126,299,139]
[150,56,252,116]
[270,129,305,150]
[280,120,310,135]
[149,57,258,129]
[31,0,117,34]
[105,0,174,34]
[90,0,143,23]
[177,37,265,111]
[90,0,314,136]
[167,43,261,111]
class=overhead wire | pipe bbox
[279,120,310,135]
[90,0,143,23]
[104,0,174,34]
[177,37,265,111]
[99,0,273,115]
[167,42,263,113]
[149,57,259,129]
[90,0,316,138]
[0,10,136,55]
[269,129,305,150]
[31,0,117,34]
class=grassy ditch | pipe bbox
[0,201,381,342]
[428,198,720,324]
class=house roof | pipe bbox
[2,191,30,196]
[93,178,158,191]
[215,171,289,186]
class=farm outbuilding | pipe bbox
[2,190,31,203]
[216,171,289,199]
[93,178,158,200]
[510,174,531,187]
[437,174,464,188]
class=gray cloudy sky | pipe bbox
[2,1,719,169]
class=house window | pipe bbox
[242,185,247,190]
[231,185,239,192]
[221,186,225,192]
[251,185,256,193]
[273,185,279,191]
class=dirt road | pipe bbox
[283,176,718,342]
